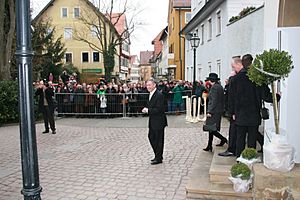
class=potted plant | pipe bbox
[229,163,253,193]
[247,49,295,172]
[237,148,260,168]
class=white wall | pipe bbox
[185,1,229,83]
[264,28,300,163]
[227,7,264,65]
[159,37,168,76]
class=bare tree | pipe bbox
[73,0,140,80]
[0,0,15,81]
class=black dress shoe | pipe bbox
[52,130,56,134]
[151,158,155,162]
[42,130,49,134]
[203,146,213,152]
[151,160,162,165]
[216,138,228,147]
[218,150,235,157]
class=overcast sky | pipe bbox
[31,0,169,57]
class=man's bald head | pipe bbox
[231,57,243,73]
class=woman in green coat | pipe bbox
[172,83,184,115]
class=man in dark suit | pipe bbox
[35,80,56,134]
[229,57,276,157]
[142,80,168,165]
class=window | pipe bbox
[91,26,99,37]
[64,28,72,39]
[208,62,212,73]
[74,7,80,18]
[201,24,204,44]
[197,65,202,81]
[208,18,212,41]
[62,8,68,18]
[65,53,73,63]
[172,17,174,30]
[169,44,174,53]
[217,61,221,76]
[93,52,100,62]
[82,52,89,63]
[216,10,221,35]
[185,12,192,24]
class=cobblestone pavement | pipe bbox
[0,115,229,200]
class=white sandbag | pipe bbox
[228,175,253,193]
[263,130,295,172]
[237,156,261,169]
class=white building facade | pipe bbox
[158,27,169,79]
[183,0,264,83]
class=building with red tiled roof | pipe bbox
[139,51,154,81]
[107,13,131,81]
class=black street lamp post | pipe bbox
[16,0,42,199]
[189,33,200,84]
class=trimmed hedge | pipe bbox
[0,80,19,124]
[0,80,40,125]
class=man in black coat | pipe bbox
[35,80,56,134]
[142,80,168,165]
[229,57,274,157]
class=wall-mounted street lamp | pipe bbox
[189,33,200,84]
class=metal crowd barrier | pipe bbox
[54,90,192,117]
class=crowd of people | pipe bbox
[34,70,212,117]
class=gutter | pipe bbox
[180,0,224,35]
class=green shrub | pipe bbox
[241,148,257,160]
[231,163,251,180]
[0,81,41,125]
[0,80,19,124]
[247,49,293,86]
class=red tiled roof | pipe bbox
[140,51,154,65]
[152,29,165,56]
[107,13,126,35]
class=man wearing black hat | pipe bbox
[203,73,227,152]
[35,80,56,134]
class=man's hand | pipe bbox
[232,114,236,121]
[207,113,212,118]
[142,107,148,113]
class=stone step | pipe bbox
[186,150,253,200]
[209,147,236,185]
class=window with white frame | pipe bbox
[197,65,202,81]
[201,24,204,44]
[93,52,100,62]
[185,12,192,24]
[208,18,212,40]
[82,52,89,63]
[208,62,212,73]
[65,53,73,63]
[61,8,68,18]
[64,28,72,39]
[74,7,80,18]
[216,10,221,35]
[217,60,221,76]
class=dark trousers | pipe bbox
[207,131,226,147]
[148,128,165,161]
[227,119,237,154]
[236,125,258,157]
[42,106,56,131]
